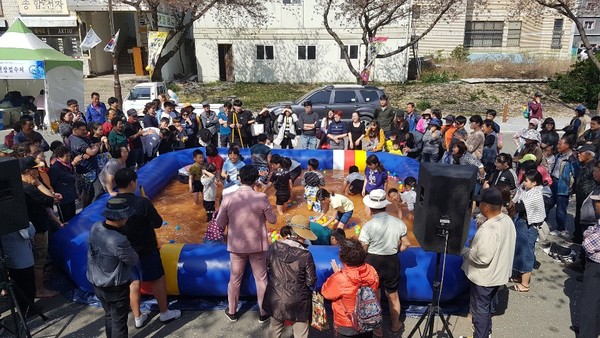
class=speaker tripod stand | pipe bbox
[407,218,454,338]
[0,240,47,338]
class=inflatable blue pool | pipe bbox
[49,149,474,302]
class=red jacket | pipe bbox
[321,264,379,329]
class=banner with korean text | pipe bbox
[146,31,168,77]
[0,60,45,80]
[17,0,68,15]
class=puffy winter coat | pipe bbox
[263,239,316,322]
[321,264,379,330]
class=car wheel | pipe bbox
[360,115,373,129]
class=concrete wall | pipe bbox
[193,0,409,83]
[413,0,573,59]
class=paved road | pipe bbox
[0,77,582,337]
[0,229,580,338]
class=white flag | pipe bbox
[80,28,102,52]
[103,30,120,53]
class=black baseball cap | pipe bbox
[474,188,503,206]
[379,94,389,100]
[127,108,138,116]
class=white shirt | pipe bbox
[201,175,216,202]
[401,190,416,211]
[359,212,407,255]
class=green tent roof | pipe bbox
[0,19,83,71]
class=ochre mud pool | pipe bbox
[152,170,418,247]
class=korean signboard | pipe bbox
[0,60,46,80]
[18,0,69,15]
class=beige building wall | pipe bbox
[413,0,572,59]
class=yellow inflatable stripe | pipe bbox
[355,150,367,172]
[160,243,184,295]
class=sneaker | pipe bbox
[134,313,149,328]
[224,308,238,322]
[258,314,269,324]
[159,309,181,323]
[559,230,572,240]
[549,230,560,237]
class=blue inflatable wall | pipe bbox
[49,149,473,302]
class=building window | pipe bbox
[506,21,522,47]
[412,5,421,20]
[584,21,595,30]
[283,0,302,4]
[298,45,316,60]
[256,45,274,60]
[340,45,359,59]
[551,19,564,49]
[464,21,504,48]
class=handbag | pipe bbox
[535,221,550,242]
[251,123,264,136]
[284,130,296,139]
[311,291,329,331]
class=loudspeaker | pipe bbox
[0,157,29,236]
[413,162,477,255]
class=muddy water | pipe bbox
[151,170,418,247]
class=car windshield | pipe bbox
[128,87,151,100]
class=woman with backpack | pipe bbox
[322,238,380,338]
[264,217,317,338]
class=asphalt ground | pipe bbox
[0,76,583,337]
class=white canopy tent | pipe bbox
[0,18,84,128]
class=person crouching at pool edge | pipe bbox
[315,188,355,230]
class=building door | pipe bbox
[218,44,234,82]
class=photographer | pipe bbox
[274,106,298,149]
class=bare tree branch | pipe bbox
[323,0,362,80]
[377,0,458,58]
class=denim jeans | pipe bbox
[550,181,570,232]
[470,283,499,338]
[93,284,130,338]
[300,135,318,149]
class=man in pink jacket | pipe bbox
[217,164,277,323]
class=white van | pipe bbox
[122,82,167,113]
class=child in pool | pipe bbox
[221,147,245,188]
[188,149,206,205]
[401,176,417,211]
[315,188,354,229]
[201,164,218,222]
[387,188,404,219]
[205,145,224,177]
[362,154,388,196]
[302,158,325,212]
[342,165,365,195]
[262,155,292,215]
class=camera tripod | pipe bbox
[407,218,454,338]
[0,240,47,338]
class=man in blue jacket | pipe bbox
[549,136,580,239]
[86,92,107,124]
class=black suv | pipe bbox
[268,84,386,126]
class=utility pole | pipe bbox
[107,0,123,107]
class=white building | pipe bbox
[193,0,411,83]
[0,0,193,80]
